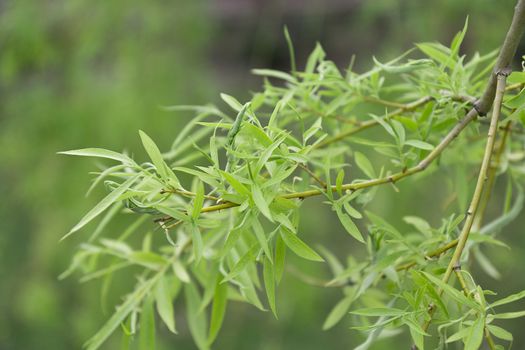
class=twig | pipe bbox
[162,188,221,202]
[314,96,434,149]
[476,1,525,114]
[443,73,507,295]
[395,239,459,271]
[473,121,512,230]
[420,70,509,337]
[298,163,327,188]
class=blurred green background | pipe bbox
[1,1,524,349]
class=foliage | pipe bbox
[62,16,525,350]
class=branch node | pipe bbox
[497,67,513,77]
[473,100,487,116]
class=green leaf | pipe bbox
[322,292,355,330]
[405,139,434,150]
[184,283,210,350]
[409,326,425,350]
[208,279,228,345]
[139,297,156,350]
[263,255,278,318]
[305,43,325,74]
[192,180,205,219]
[336,169,345,195]
[335,206,364,242]
[487,325,513,341]
[190,224,203,264]
[155,276,176,333]
[450,16,468,58]
[283,26,296,73]
[62,175,138,240]
[139,130,177,183]
[220,93,243,112]
[343,202,362,219]
[508,71,525,85]
[222,244,258,283]
[226,103,249,147]
[492,310,525,319]
[279,227,324,262]
[491,289,525,308]
[275,234,286,283]
[129,252,168,269]
[220,171,251,197]
[251,217,272,263]
[172,260,191,283]
[351,307,408,317]
[446,326,470,343]
[420,271,479,310]
[391,120,406,146]
[464,316,484,350]
[251,69,297,84]
[417,42,452,68]
[84,275,158,350]
[58,148,135,165]
[354,151,376,178]
[403,216,431,235]
[252,184,273,222]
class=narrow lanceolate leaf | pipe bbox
[274,235,286,284]
[279,228,324,262]
[184,284,210,350]
[208,279,228,346]
[84,275,157,350]
[252,184,273,222]
[408,321,425,350]
[323,293,355,330]
[263,256,278,318]
[492,310,525,319]
[405,139,434,150]
[283,26,296,73]
[58,148,135,165]
[487,325,513,341]
[62,175,138,240]
[139,297,156,350]
[222,244,258,283]
[354,151,376,178]
[336,169,345,195]
[251,69,297,84]
[420,271,479,310]
[190,224,203,264]
[251,218,272,263]
[172,260,191,283]
[139,130,177,183]
[154,276,176,333]
[351,307,408,317]
[220,171,251,197]
[220,93,243,112]
[335,206,364,243]
[490,289,525,308]
[464,316,484,350]
[192,180,205,219]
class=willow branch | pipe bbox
[298,163,327,188]
[395,238,459,271]
[442,73,507,290]
[476,1,525,114]
[420,71,509,338]
[314,96,433,149]
[473,121,512,230]
[173,106,479,217]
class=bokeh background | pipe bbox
[1,1,525,349]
